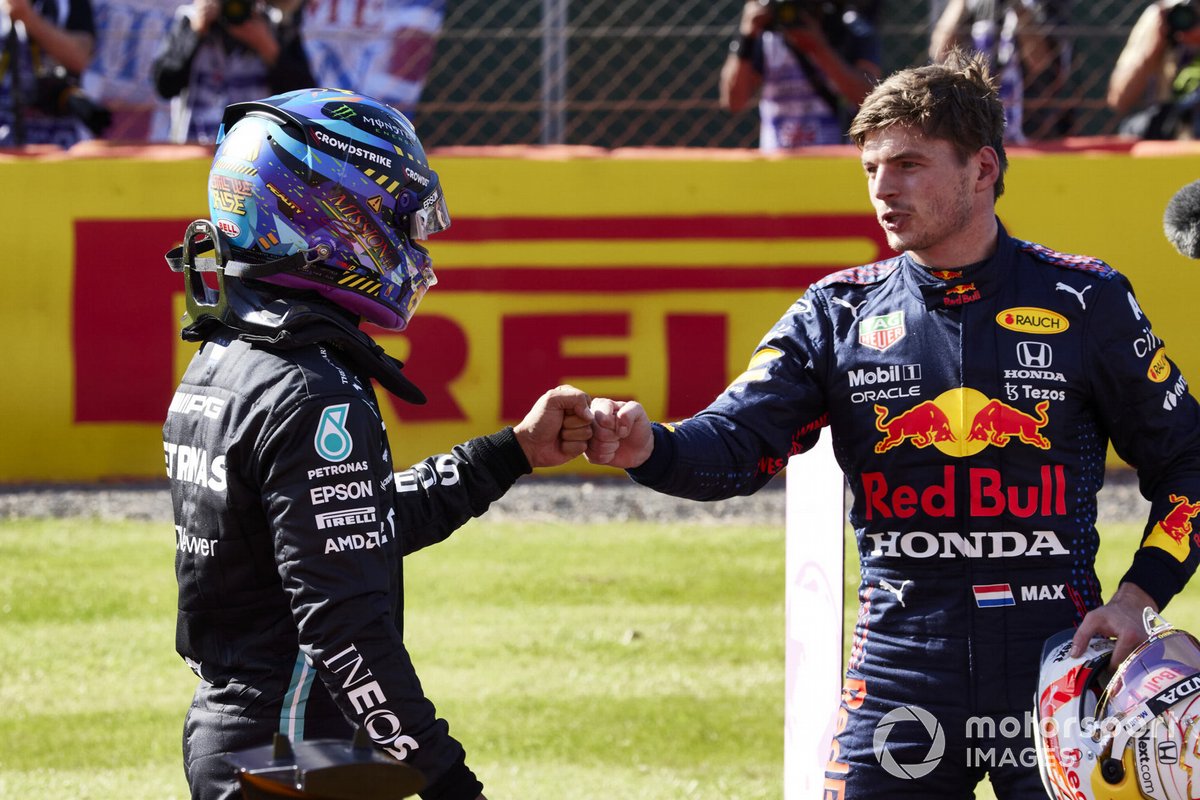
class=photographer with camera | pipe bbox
[720,0,880,150]
[930,0,1072,142]
[1107,0,1200,140]
[151,0,314,144]
[0,0,107,147]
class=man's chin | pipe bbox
[884,231,911,253]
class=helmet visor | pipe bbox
[1099,630,1200,718]
[380,239,438,328]
[408,190,451,240]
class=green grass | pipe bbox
[1,514,1195,799]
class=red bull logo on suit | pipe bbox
[1146,494,1200,562]
[874,388,1051,457]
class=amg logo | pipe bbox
[315,507,377,530]
[848,364,922,387]
[168,391,226,419]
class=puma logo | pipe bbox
[879,578,913,607]
[1055,282,1092,310]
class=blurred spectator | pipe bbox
[1107,0,1200,140]
[0,0,107,146]
[303,0,443,117]
[81,0,175,142]
[150,0,313,144]
[720,0,881,150]
[930,0,1073,142]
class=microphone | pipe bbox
[1164,179,1200,259]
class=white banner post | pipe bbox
[783,436,846,798]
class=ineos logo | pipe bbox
[872,705,945,780]
[1017,341,1053,369]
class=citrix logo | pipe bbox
[872,705,945,780]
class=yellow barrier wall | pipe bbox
[2,146,1198,482]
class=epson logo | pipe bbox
[848,364,922,387]
[310,480,374,506]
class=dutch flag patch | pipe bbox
[973,584,1016,608]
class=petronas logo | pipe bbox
[315,404,353,462]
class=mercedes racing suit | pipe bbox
[627,223,1200,797]
[164,302,527,800]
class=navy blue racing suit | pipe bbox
[627,223,1200,798]
[164,298,529,800]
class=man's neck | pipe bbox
[909,214,1000,270]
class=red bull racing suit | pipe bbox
[627,223,1200,798]
[164,301,530,800]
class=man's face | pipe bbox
[860,125,982,264]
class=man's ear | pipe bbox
[975,145,1001,193]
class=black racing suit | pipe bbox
[626,223,1200,798]
[164,297,527,800]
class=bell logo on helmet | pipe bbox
[872,705,945,780]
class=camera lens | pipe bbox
[221,0,253,24]
[1166,1,1198,34]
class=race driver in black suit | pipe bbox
[164,88,592,800]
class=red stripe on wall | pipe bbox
[438,214,887,246]
[433,265,838,292]
[72,212,886,423]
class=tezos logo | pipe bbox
[873,705,945,780]
[315,404,353,462]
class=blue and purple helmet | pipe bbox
[207,88,449,330]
